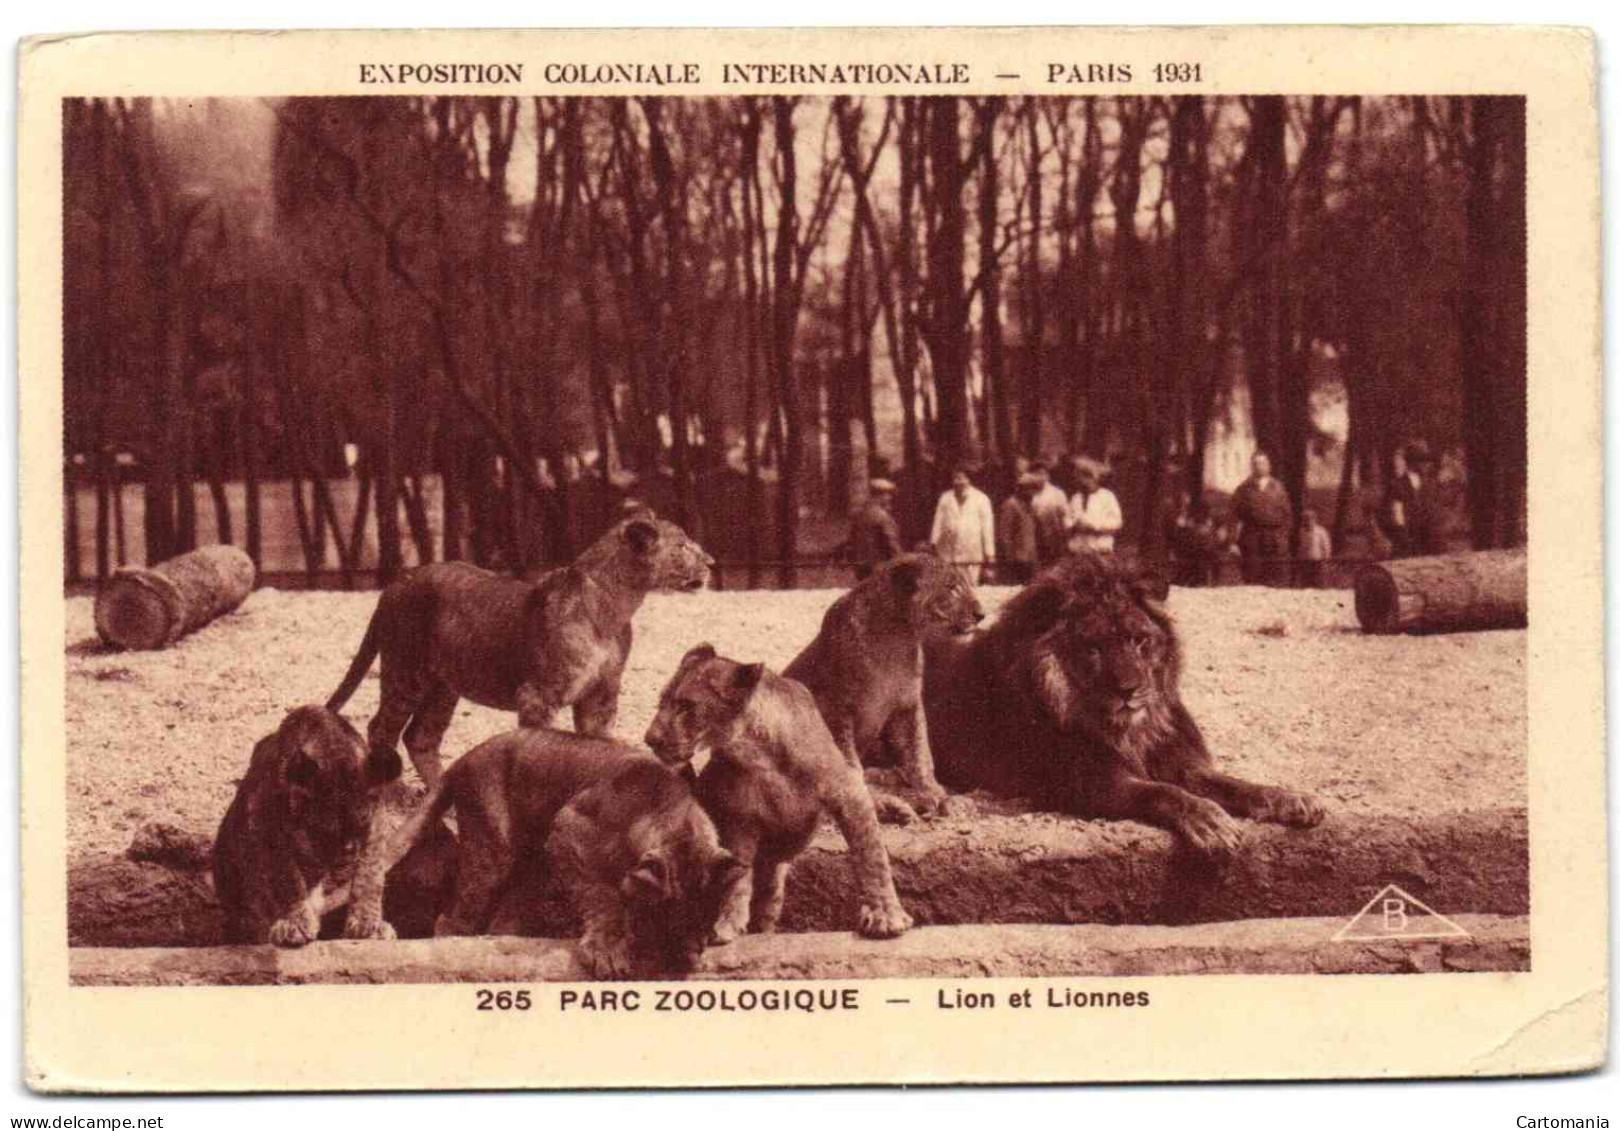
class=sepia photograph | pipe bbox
[60,88,1530,983]
[17,23,1602,1091]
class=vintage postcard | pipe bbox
[18,25,1604,1091]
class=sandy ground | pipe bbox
[64,584,1526,864]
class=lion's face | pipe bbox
[885,552,984,641]
[618,805,749,972]
[275,706,373,845]
[585,509,714,594]
[1007,555,1178,754]
[643,644,763,766]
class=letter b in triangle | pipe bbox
[1332,884,1470,942]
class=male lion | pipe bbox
[213,705,454,946]
[784,550,983,824]
[922,553,1324,859]
[644,644,913,941]
[355,729,747,979]
[326,510,712,787]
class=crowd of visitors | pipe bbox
[847,442,1447,589]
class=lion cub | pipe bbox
[644,644,914,941]
[214,706,416,946]
[327,509,712,788]
[358,729,747,979]
[785,549,983,823]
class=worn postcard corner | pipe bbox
[17,23,1605,1092]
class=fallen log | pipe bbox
[1354,548,1527,635]
[68,807,1529,948]
[94,544,256,651]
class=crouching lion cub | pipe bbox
[644,644,914,942]
[353,729,747,979]
[213,705,453,946]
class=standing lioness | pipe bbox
[327,510,711,787]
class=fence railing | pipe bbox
[64,554,1387,597]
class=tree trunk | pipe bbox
[771,98,803,588]
[65,465,82,583]
[1074,100,1103,455]
[94,544,256,651]
[1020,100,1046,459]
[1354,548,1526,635]
[924,97,971,471]
[977,98,1011,464]
[1241,96,1288,471]
[240,334,262,572]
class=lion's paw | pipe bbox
[1257,787,1325,829]
[926,792,975,820]
[857,901,914,939]
[268,906,320,949]
[709,916,746,946]
[873,793,919,826]
[343,914,397,942]
[578,931,635,980]
[1179,798,1245,863]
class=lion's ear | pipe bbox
[729,663,765,702]
[889,560,921,597]
[680,643,718,669]
[621,851,671,902]
[624,519,659,555]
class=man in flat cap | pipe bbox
[1027,459,1070,565]
[849,477,904,580]
[997,472,1041,585]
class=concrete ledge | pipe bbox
[69,916,1529,986]
[68,806,1527,948]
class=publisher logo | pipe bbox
[1332,883,1470,942]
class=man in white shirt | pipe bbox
[931,467,996,584]
[1065,457,1123,553]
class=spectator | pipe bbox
[1378,443,1447,559]
[1400,442,1445,556]
[1065,457,1123,554]
[997,473,1041,585]
[1297,508,1333,588]
[849,478,904,580]
[931,466,996,584]
[1376,447,1413,557]
[1165,490,1219,587]
[1027,459,1070,564]
[1232,450,1294,586]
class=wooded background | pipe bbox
[62,94,1526,589]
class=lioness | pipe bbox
[357,729,747,979]
[214,705,452,946]
[923,553,1324,860]
[784,550,982,823]
[326,510,712,787]
[644,644,913,941]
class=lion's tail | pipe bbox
[326,606,383,714]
